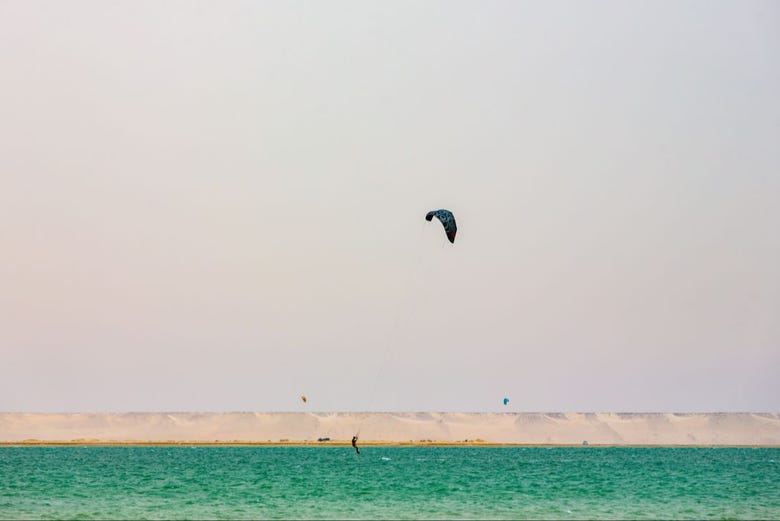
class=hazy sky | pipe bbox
[1,1,778,412]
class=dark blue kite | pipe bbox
[425,209,457,243]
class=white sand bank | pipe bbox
[1,412,778,445]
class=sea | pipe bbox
[1,446,778,520]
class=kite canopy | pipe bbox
[503,397,510,406]
[425,209,457,243]
[301,395,307,404]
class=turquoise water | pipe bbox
[1,447,778,520]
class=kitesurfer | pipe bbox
[352,435,360,455]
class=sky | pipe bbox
[1,0,778,413]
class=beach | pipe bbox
[4,414,780,519]
[2,412,778,446]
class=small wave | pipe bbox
[381,457,391,461]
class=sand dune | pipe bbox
[1,412,778,445]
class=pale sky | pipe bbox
[1,1,778,413]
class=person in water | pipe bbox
[352,435,360,455]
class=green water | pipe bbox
[1,447,778,520]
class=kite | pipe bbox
[425,209,457,243]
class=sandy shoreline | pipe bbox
[1,412,778,446]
